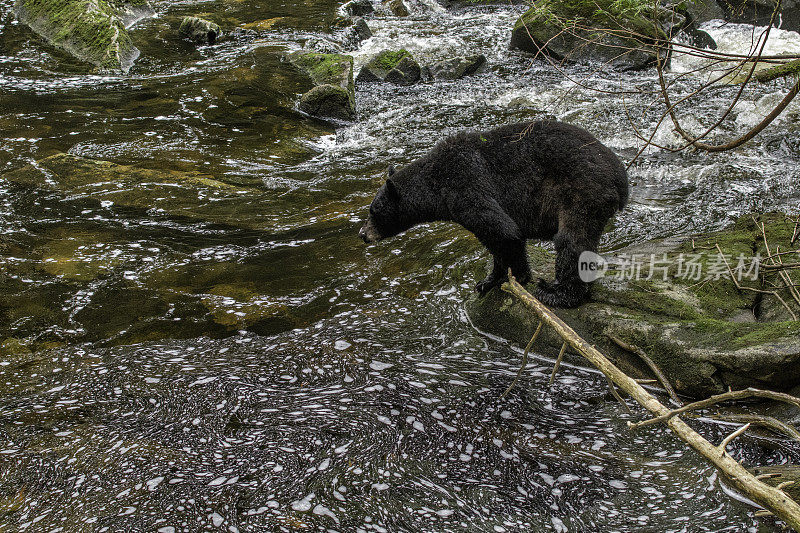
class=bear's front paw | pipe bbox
[475,275,504,295]
[534,279,587,308]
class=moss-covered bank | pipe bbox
[468,213,800,398]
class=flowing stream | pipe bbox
[1,0,800,531]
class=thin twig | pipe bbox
[718,423,751,454]
[630,388,800,430]
[548,342,567,385]
[501,321,542,400]
[714,414,800,443]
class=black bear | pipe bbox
[359,121,628,308]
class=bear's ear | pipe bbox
[387,165,396,177]
[385,179,400,200]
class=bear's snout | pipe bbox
[359,220,381,244]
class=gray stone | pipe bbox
[510,5,666,71]
[383,0,410,16]
[426,54,487,80]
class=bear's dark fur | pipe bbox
[359,121,628,308]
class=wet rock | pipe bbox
[685,28,717,50]
[342,17,373,50]
[510,3,665,70]
[345,0,375,17]
[383,0,410,17]
[299,84,354,120]
[716,0,800,33]
[678,0,726,25]
[179,16,221,45]
[357,49,421,85]
[13,0,154,72]
[467,214,800,398]
[304,37,344,54]
[289,51,356,120]
[424,54,487,80]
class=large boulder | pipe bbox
[468,214,800,398]
[14,0,154,72]
[424,54,487,80]
[356,49,421,84]
[715,0,800,33]
[289,51,356,120]
[510,0,669,70]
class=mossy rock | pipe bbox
[356,49,421,85]
[425,54,487,80]
[289,51,356,120]
[467,213,800,398]
[383,0,410,16]
[14,0,153,72]
[510,1,667,70]
[179,16,221,45]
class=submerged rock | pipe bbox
[357,49,421,85]
[179,16,221,45]
[425,54,487,80]
[467,214,800,398]
[2,153,266,227]
[289,51,356,120]
[14,0,154,72]
[510,2,666,70]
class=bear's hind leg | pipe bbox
[535,219,600,308]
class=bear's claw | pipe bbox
[534,279,587,308]
[475,276,502,295]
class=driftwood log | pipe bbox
[501,273,800,530]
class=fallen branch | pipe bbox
[501,273,800,529]
[630,387,800,430]
[755,58,800,83]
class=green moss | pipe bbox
[596,280,702,319]
[374,49,411,70]
[15,0,138,70]
[685,319,800,349]
[290,52,354,87]
[516,0,663,39]
[755,57,800,83]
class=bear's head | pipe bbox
[359,166,411,244]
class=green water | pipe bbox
[0,0,799,530]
